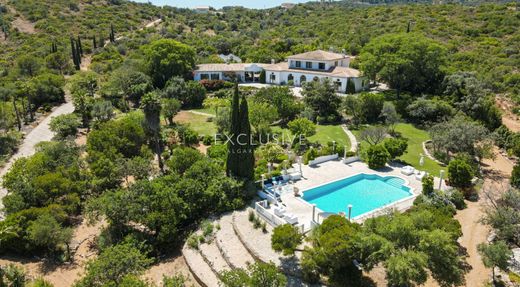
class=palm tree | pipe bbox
[141,91,163,172]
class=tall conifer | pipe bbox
[226,82,240,177]
[237,94,254,179]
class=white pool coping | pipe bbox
[298,172,417,221]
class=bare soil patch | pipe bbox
[11,17,36,34]
[496,96,520,132]
[143,253,200,287]
[0,219,104,287]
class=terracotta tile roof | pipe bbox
[195,63,268,72]
[263,62,361,78]
[287,50,347,61]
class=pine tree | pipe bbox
[226,82,241,177]
[237,94,254,179]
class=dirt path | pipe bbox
[368,149,514,287]
[496,96,520,132]
[453,150,513,287]
[0,17,174,286]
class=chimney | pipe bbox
[271,59,275,64]
[329,46,334,52]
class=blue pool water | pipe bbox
[302,174,412,218]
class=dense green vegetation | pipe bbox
[1,0,519,285]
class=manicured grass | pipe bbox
[174,111,216,136]
[394,123,444,176]
[353,123,444,176]
[273,124,351,150]
[308,125,351,151]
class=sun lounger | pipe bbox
[401,166,415,176]
[289,172,302,181]
[274,207,286,217]
[284,213,298,224]
[415,171,427,180]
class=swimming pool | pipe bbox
[302,173,413,219]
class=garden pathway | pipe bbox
[341,125,358,152]
[0,101,75,218]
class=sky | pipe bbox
[130,0,315,9]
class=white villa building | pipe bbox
[193,50,368,93]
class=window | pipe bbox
[210,73,220,80]
[295,61,301,68]
[288,74,294,83]
[335,79,342,90]
[270,73,276,82]
[300,75,307,84]
[200,74,209,80]
[319,63,325,70]
[305,62,312,69]
[335,61,338,67]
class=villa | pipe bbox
[193,50,368,93]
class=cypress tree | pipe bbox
[109,24,115,43]
[2,24,7,40]
[237,94,254,180]
[226,82,241,177]
[93,36,97,49]
[77,35,83,56]
[70,37,80,70]
[50,41,57,53]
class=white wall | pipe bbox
[265,70,348,92]
[194,71,245,82]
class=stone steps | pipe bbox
[215,213,255,269]
[182,245,221,287]
[199,238,231,274]
[232,208,304,280]
[232,208,282,265]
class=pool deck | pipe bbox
[273,159,447,230]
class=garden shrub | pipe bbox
[383,138,408,159]
[449,190,467,210]
[422,175,434,196]
[447,158,474,188]
[365,144,390,169]
[511,163,520,189]
[199,79,232,91]
[271,224,303,256]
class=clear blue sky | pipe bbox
[130,0,315,9]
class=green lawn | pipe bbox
[273,124,351,150]
[394,123,444,176]
[175,111,216,136]
[308,125,351,151]
[353,123,444,176]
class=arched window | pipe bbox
[300,75,307,84]
[270,73,276,83]
[313,76,319,82]
[288,74,294,82]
